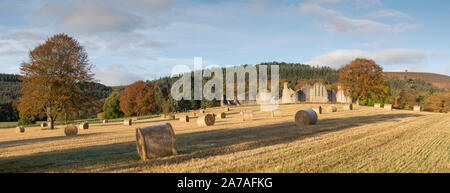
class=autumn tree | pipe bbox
[338,58,389,105]
[394,89,417,109]
[17,34,94,129]
[103,91,123,119]
[423,92,450,113]
[120,81,157,116]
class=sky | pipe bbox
[0,0,449,86]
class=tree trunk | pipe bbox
[47,116,55,129]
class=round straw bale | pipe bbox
[384,104,392,111]
[197,114,215,127]
[136,123,177,160]
[294,109,318,126]
[271,109,282,118]
[312,106,322,114]
[64,124,78,136]
[326,105,337,112]
[40,122,48,128]
[413,105,421,112]
[216,112,226,119]
[179,115,189,122]
[242,110,253,121]
[16,126,25,133]
[123,119,132,126]
[78,122,89,130]
[343,103,353,110]
[374,103,381,108]
[103,119,108,124]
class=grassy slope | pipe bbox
[384,72,450,90]
[0,104,448,173]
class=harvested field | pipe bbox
[0,103,448,173]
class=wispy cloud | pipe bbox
[94,63,144,86]
[306,49,435,69]
[299,1,420,34]
[59,0,143,34]
[365,9,411,19]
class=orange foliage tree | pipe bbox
[423,92,450,113]
[120,81,157,116]
[338,58,388,105]
[394,89,417,109]
[17,34,94,129]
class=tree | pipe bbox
[424,92,450,113]
[394,89,417,109]
[17,34,94,129]
[338,58,388,105]
[103,92,123,119]
[120,81,157,116]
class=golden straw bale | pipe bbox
[294,109,318,126]
[312,106,322,114]
[197,114,215,127]
[78,122,89,130]
[343,103,353,110]
[136,123,177,160]
[16,126,25,133]
[327,105,337,112]
[124,119,132,126]
[64,124,78,136]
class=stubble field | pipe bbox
[0,103,448,173]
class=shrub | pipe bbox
[103,92,123,119]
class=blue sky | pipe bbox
[0,0,449,86]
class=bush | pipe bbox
[17,112,35,126]
[103,92,123,119]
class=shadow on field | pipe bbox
[0,132,104,149]
[0,113,424,172]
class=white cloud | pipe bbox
[357,40,388,49]
[299,1,420,34]
[0,31,46,56]
[59,0,143,34]
[122,0,174,11]
[94,64,144,86]
[37,1,71,19]
[365,9,411,19]
[247,0,273,10]
[306,49,434,70]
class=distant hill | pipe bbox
[384,72,450,90]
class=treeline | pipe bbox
[0,73,113,121]
[387,76,448,112]
[100,62,339,119]
[151,62,338,112]
[3,61,448,123]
